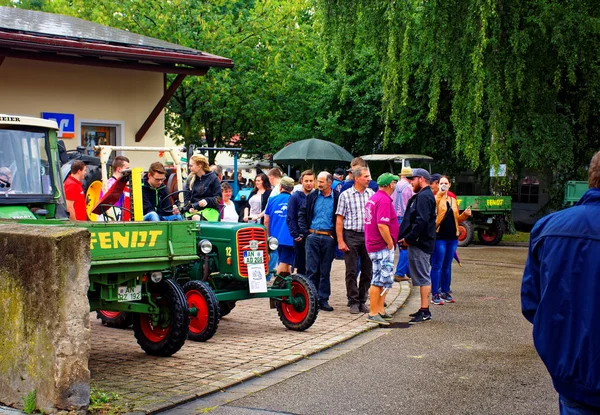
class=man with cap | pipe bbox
[391,166,415,282]
[399,168,437,324]
[332,168,345,193]
[364,172,400,325]
[336,166,375,314]
[265,176,296,276]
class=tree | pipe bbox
[317,0,600,205]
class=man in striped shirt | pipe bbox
[336,166,375,314]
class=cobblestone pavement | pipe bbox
[89,259,410,414]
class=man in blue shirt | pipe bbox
[298,171,340,311]
[286,170,315,275]
[265,176,295,276]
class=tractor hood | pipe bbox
[0,206,36,219]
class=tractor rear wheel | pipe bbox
[277,274,319,331]
[96,310,132,329]
[132,279,189,357]
[218,301,237,318]
[478,220,505,246]
[183,281,220,342]
[457,220,474,247]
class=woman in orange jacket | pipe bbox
[430,176,471,304]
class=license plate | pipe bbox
[117,285,142,302]
[244,250,264,264]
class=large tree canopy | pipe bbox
[317,0,600,199]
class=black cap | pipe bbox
[334,168,345,176]
[430,173,442,183]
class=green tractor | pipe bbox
[0,115,319,356]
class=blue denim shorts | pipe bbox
[277,245,296,265]
[368,248,395,289]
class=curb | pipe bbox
[147,281,412,414]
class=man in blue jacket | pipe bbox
[298,171,340,311]
[522,152,600,414]
[286,170,315,275]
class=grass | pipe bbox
[89,388,122,415]
[503,231,530,243]
[22,390,36,414]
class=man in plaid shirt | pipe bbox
[336,166,375,314]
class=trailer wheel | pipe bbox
[133,279,189,357]
[96,310,132,329]
[277,274,319,331]
[478,220,504,246]
[218,301,237,318]
[183,281,220,342]
[458,220,474,247]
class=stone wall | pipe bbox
[0,224,91,413]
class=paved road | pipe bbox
[162,246,557,415]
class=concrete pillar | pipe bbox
[0,224,91,413]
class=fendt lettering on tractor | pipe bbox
[0,114,319,357]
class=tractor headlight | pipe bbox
[267,237,279,251]
[150,272,163,283]
[199,239,213,254]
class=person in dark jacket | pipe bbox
[286,170,315,275]
[142,162,181,221]
[522,151,600,414]
[399,168,436,324]
[298,171,340,311]
[184,154,222,219]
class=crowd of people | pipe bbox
[66,153,471,325]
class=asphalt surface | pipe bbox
[160,246,557,415]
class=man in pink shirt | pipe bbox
[364,173,400,326]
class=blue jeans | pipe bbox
[395,217,409,277]
[143,212,182,222]
[430,239,458,295]
[305,233,336,303]
[560,396,600,415]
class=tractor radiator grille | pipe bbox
[236,227,269,278]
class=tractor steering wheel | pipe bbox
[159,190,192,216]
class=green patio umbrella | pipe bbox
[273,138,353,170]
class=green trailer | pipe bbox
[563,181,588,207]
[455,195,513,247]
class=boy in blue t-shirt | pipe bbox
[264,176,296,276]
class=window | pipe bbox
[512,176,540,204]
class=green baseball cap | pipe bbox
[377,172,400,187]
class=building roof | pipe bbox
[0,6,233,75]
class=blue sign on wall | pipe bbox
[41,112,75,139]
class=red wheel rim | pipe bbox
[186,289,209,334]
[457,225,467,241]
[99,310,122,319]
[481,230,497,242]
[281,281,309,324]
[139,314,170,343]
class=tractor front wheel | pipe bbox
[277,274,319,331]
[478,220,505,246]
[183,281,220,342]
[457,220,474,247]
[132,279,189,357]
[218,301,237,318]
[96,310,132,329]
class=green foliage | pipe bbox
[22,389,36,414]
[317,0,600,205]
[89,388,121,415]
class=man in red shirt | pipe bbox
[64,160,88,221]
[364,172,400,325]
